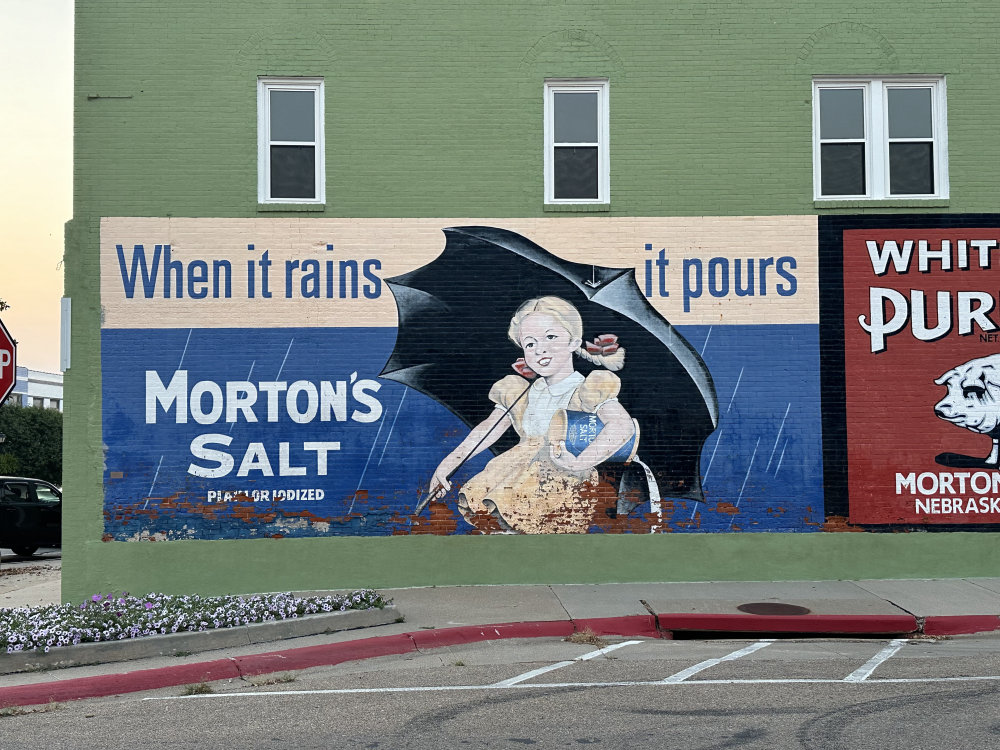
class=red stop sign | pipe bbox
[0,317,16,404]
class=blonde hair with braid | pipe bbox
[508,296,625,371]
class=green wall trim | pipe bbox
[61,532,1000,602]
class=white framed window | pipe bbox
[257,77,325,203]
[813,76,948,200]
[544,79,609,204]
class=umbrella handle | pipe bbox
[416,472,454,514]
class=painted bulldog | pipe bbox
[934,354,1000,467]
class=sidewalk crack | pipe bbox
[549,585,573,626]
[229,656,249,683]
[964,578,1000,595]
[640,599,667,638]
[848,581,920,623]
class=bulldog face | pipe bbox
[934,355,1000,436]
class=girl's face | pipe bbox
[518,313,581,380]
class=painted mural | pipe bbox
[100,217,823,540]
[824,214,1000,529]
[390,228,717,533]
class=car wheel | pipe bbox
[10,546,38,558]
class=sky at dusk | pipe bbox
[0,0,73,374]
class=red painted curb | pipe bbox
[13,610,1000,708]
[408,620,574,649]
[235,633,416,677]
[574,615,661,639]
[656,613,919,634]
[922,615,1000,636]
[0,658,240,709]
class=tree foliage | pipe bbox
[0,404,62,485]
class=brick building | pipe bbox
[64,1,1000,599]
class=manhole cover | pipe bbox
[736,602,812,616]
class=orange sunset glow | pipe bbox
[0,0,73,374]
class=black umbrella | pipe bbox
[380,226,719,506]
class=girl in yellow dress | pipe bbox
[426,296,636,534]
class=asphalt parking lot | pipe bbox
[151,631,1000,694]
[3,633,998,749]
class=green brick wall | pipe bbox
[64,1,1000,600]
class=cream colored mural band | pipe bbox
[100,216,819,329]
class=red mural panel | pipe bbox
[844,228,1000,524]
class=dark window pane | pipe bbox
[889,142,934,194]
[554,146,599,199]
[820,143,865,196]
[33,484,60,503]
[819,88,865,140]
[270,90,315,142]
[270,145,316,199]
[2,483,30,502]
[554,92,599,143]
[888,88,932,139]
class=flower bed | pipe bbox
[1,590,389,654]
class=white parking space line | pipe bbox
[145,673,1000,702]
[661,639,775,684]
[843,638,907,683]
[491,640,642,687]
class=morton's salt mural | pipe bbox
[100,216,824,540]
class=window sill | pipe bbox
[813,198,950,209]
[257,202,326,213]
[542,203,611,213]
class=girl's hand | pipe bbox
[417,472,448,513]
[549,441,590,473]
[418,409,512,513]
[427,467,452,500]
[419,455,459,511]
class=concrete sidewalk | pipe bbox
[1,573,999,708]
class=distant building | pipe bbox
[5,367,63,411]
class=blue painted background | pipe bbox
[102,324,822,539]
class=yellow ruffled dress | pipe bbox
[458,370,621,534]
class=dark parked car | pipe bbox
[0,477,61,557]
